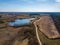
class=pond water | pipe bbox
[8,18,35,26]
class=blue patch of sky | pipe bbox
[0,0,60,12]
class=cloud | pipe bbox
[0,0,60,12]
[2,5,60,12]
[55,0,60,2]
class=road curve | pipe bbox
[34,18,42,45]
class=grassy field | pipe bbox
[38,28,60,45]
[0,20,39,45]
[0,15,60,45]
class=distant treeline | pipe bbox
[0,12,60,15]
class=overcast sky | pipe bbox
[0,0,60,12]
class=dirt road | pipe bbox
[34,18,42,45]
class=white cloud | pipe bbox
[55,0,60,2]
[0,4,60,12]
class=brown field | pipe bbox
[0,14,39,45]
[0,14,60,45]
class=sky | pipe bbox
[0,0,60,12]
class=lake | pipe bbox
[8,18,35,26]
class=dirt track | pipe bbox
[34,18,42,45]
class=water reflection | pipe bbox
[8,18,35,26]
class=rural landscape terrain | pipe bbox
[0,12,60,45]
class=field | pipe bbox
[0,14,39,45]
[0,14,60,45]
[38,28,60,45]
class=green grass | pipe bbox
[0,18,6,24]
[0,18,7,20]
